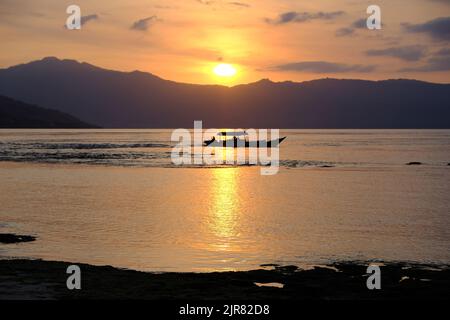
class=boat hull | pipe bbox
[205,137,287,148]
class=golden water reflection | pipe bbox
[208,168,242,252]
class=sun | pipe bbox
[213,63,237,77]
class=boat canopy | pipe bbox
[217,131,247,136]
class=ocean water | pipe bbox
[0,129,449,272]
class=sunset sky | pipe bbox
[0,0,449,85]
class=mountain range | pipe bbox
[0,57,449,128]
[0,94,94,128]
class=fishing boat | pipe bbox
[204,131,287,148]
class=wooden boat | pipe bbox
[204,131,287,148]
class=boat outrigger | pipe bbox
[204,131,287,148]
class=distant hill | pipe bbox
[0,57,449,128]
[0,95,95,128]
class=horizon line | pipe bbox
[2,56,450,87]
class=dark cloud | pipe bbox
[400,47,450,72]
[336,27,354,37]
[336,18,384,37]
[402,17,450,41]
[265,11,344,25]
[430,0,450,4]
[400,55,450,72]
[365,45,427,61]
[228,2,250,7]
[272,61,376,73]
[436,47,450,55]
[352,18,367,29]
[80,14,98,26]
[64,14,98,29]
[131,16,158,31]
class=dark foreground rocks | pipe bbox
[0,260,448,300]
[0,234,36,244]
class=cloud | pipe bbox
[196,0,250,10]
[399,56,450,72]
[228,2,250,8]
[131,16,158,31]
[80,14,98,26]
[365,45,427,61]
[271,61,376,73]
[352,18,367,29]
[436,47,450,55]
[266,11,344,25]
[402,17,450,41]
[336,27,355,37]
[400,48,450,72]
[196,0,214,5]
[430,0,450,4]
[336,18,383,37]
[63,14,98,29]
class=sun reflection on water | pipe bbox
[208,168,241,252]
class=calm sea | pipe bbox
[0,129,449,271]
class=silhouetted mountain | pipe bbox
[0,57,449,128]
[0,95,95,128]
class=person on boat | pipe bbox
[233,136,238,146]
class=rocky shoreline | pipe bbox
[0,259,448,300]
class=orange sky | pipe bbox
[0,0,449,85]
